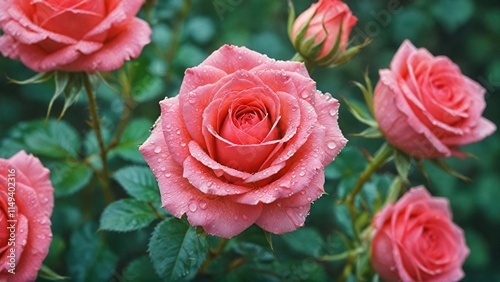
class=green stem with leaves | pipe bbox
[83,74,113,204]
[345,142,394,240]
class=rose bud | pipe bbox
[290,0,360,67]
[374,40,496,159]
[371,186,469,282]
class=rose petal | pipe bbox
[255,201,311,234]
[140,123,262,238]
[8,151,54,217]
[200,44,269,74]
[61,18,151,72]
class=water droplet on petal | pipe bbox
[188,201,198,212]
[154,146,162,153]
[301,92,309,99]
[176,130,181,135]
[181,142,187,147]
[307,197,312,202]
[160,167,166,172]
[327,141,337,150]
[199,200,208,210]
[329,107,337,116]
[242,214,248,220]
[165,173,172,178]
[299,171,306,177]
[300,190,306,195]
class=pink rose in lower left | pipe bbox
[0,151,54,282]
[371,186,469,282]
[140,45,346,238]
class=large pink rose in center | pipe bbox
[140,45,347,238]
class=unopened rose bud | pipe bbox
[289,0,362,67]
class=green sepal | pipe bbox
[430,159,472,182]
[351,127,383,138]
[287,0,296,39]
[342,97,378,128]
[7,72,53,85]
[38,264,69,281]
[394,150,412,181]
[353,69,375,117]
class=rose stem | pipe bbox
[83,74,113,204]
[345,142,394,241]
[108,68,136,149]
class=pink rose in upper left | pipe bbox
[0,151,54,282]
[0,0,152,72]
[140,45,347,238]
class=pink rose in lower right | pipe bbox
[374,40,496,158]
[371,186,469,282]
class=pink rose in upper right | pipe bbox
[374,40,496,159]
[371,186,469,282]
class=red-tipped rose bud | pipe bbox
[289,0,363,67]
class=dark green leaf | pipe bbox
[99,199,157,232]
[148,218,209,281]
[122,256,161,282]
[112,119,152,163]
[334,204,354,238]
[67,223,118,282]
[113,166,160,203]
[46,160,92,197]
[2,119,80,158]
[281,227,325,257]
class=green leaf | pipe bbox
[431,0,474,33]
[122,256,161,282]
[334,204,354,238]
[46,160,92,197]
[281,227,325,257]
[148,218,209,281]
[2,119,80,158]
[38,264,69,280]
[113,166,161,203]
[99,199,158,232]
[112,119,152,163]
[67,223,118,282]
[328,147,367,179]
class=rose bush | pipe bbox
[290,0,357,65]
[374,40,496,158]
[0,0,151,72]
[371,186,469,282]
[0,151,54,282]
[140,45,346,238]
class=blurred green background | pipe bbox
[0,0,499,281]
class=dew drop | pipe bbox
[165,173,172,178]
[329,107,337,116]
[242,214,248,220]
[299,171,306,177]
[160,167,166,172]
[301,91,309,99]
[327,141,337,150]
[199,200,208,210]
[154,146,162,153]
[176,130,181,135]
[157,158,163,163]
[300,190,306,195]
[181,142,187,147]
[307,196,312,202]
[188,201,198,212]
[206,181,213,187]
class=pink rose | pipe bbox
[374,40,496,158]
[0,151,54,282]
[291,0,357,64]
[371,186,469,282]
[0,0,151,72]
[140,45,346,238]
